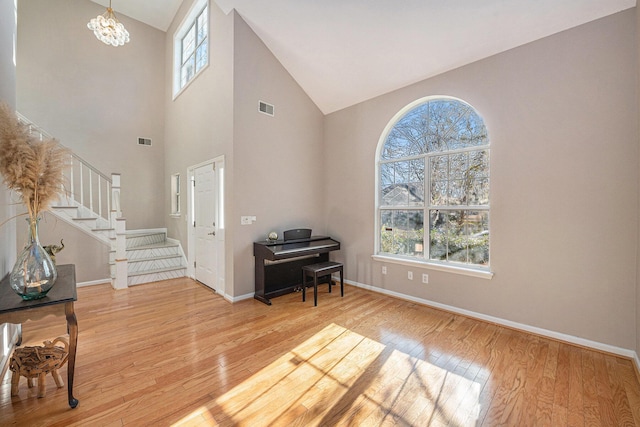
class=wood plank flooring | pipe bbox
[1,278,639,426]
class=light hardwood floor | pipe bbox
[1,277,640,426]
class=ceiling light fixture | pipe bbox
[87,0,130,47]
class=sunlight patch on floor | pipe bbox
[171,323,481,426]
[171,406,217,426]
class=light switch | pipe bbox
[241,216,256,225]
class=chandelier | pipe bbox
[87,1,130,47]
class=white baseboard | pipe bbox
[77,278,111,287]
[0,324,20,382]
[346,279,640,365]
[227,292,254,303]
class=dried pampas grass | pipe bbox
[0,103,69,224]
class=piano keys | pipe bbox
[254,234,340,305]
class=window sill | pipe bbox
[371,254,494,279]
[172,63,210,101]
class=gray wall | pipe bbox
[231,13,325,297]
[324,10,638,350]
[164,0,235,295]
[16,0,166,231]
[637,4,640,360]
[37,213,111,282]
[0,0,16,277]
[164,2,324,298]
[0,0,15,111]
[6,0,639,355]
[0,0,18,375]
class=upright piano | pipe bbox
[254,230,340,305]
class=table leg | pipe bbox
[65,302,79,408]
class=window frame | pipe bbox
[170,173,181,217]
[373,96,493,279]
[172,0,209,99]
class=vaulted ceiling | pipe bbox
[92,0,636,113]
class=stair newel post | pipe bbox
[113,217,128,290]
[106,180,111,218]
[98,175,102,218]
[79,163,84,207]
[88,171,94,213]
[110,173,122,229]
[68,153,75,204]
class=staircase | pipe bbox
[114,231,187,286]
[19,113,187,288]
[49,198,113,246]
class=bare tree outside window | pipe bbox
[378,98,490,268]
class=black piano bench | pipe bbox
[302,261,344,306]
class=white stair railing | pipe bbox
[17,113,114,225]
[68,151,113,224]
[16,112,127,290]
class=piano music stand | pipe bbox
[283,228,312,241]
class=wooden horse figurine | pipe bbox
[10,337,69,398]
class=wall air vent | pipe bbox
[258,101,274,117]
[138,137,152,146]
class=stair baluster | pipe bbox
[16,113,186,288]
[16,113,127,289]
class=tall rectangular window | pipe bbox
[173,0,209,97]
[171,173,181,216]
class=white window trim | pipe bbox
[371,254,494,279]
[170,173,181,217]
[172,0,209,100]
[374,95,493,278]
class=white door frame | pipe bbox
[187,155,225,294]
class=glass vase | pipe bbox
[10,217,58,300]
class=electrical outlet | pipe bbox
[422,273,429,284]
[382,266,387,275]
[408,271,413,280]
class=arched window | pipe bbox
[376,96,490,270]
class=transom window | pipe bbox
[173,0,209,97]
[376,97,490,269]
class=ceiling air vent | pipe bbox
[258,101,274,117]
[138,137,152,146]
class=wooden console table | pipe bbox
[0,264,79,408]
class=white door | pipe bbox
[193,162,220,292]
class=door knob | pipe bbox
[208,231,216,236]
